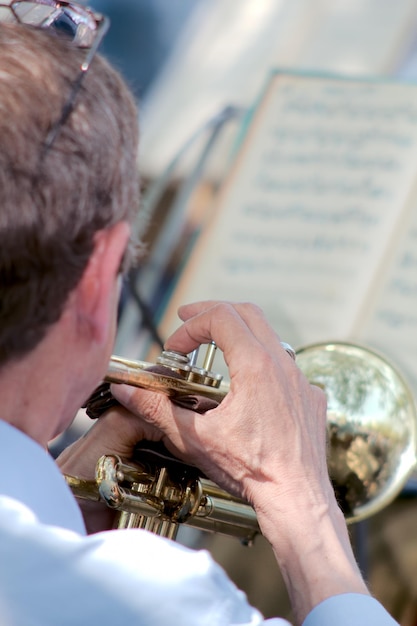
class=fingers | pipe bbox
[57,405,159,480]
[109,383,186,441]
[88,405,162,450]
[110,301,327,505]
[110,383,203,463]
[165,301,291,373]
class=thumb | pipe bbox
[110,381,135,406]
[110,383,177,433]
[111,383,204,464]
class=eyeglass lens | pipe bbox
[0,1,100,46]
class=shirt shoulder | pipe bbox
[0,496,282,625]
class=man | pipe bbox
[0,3,399,625]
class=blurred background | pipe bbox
[84,0,417,361]
[60,2,417,624]
[90,0,417,175]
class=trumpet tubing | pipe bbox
[68,451,259,544]
[67,342,417,541]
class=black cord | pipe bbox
[126,271,164,349]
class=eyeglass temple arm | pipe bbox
[43,14,110,153]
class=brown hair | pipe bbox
[0,23,140,366]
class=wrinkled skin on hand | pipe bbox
[111,301,329,514]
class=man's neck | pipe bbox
[0,321,99,447]
[0,353,71,447]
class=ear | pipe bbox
[73,221,131,344]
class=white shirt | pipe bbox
[0,420,398,626]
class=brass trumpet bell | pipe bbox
[296,342,417,523]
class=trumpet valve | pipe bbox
[157,342,223,389]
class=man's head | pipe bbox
[0,18,140,367]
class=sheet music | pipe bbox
[360,208,417,392]
[160,73,417,394]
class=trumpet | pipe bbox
[66,342,417,545]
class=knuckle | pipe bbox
[126,390,170,426]
[239,302,265,317]
[247,347,276,376]
[312,382,327,404]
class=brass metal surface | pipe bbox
[66,342,417,538]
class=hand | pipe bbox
[57,407,164,533]
[111,301,329,512]
[111,301,369,624]
[57,407,163,481]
